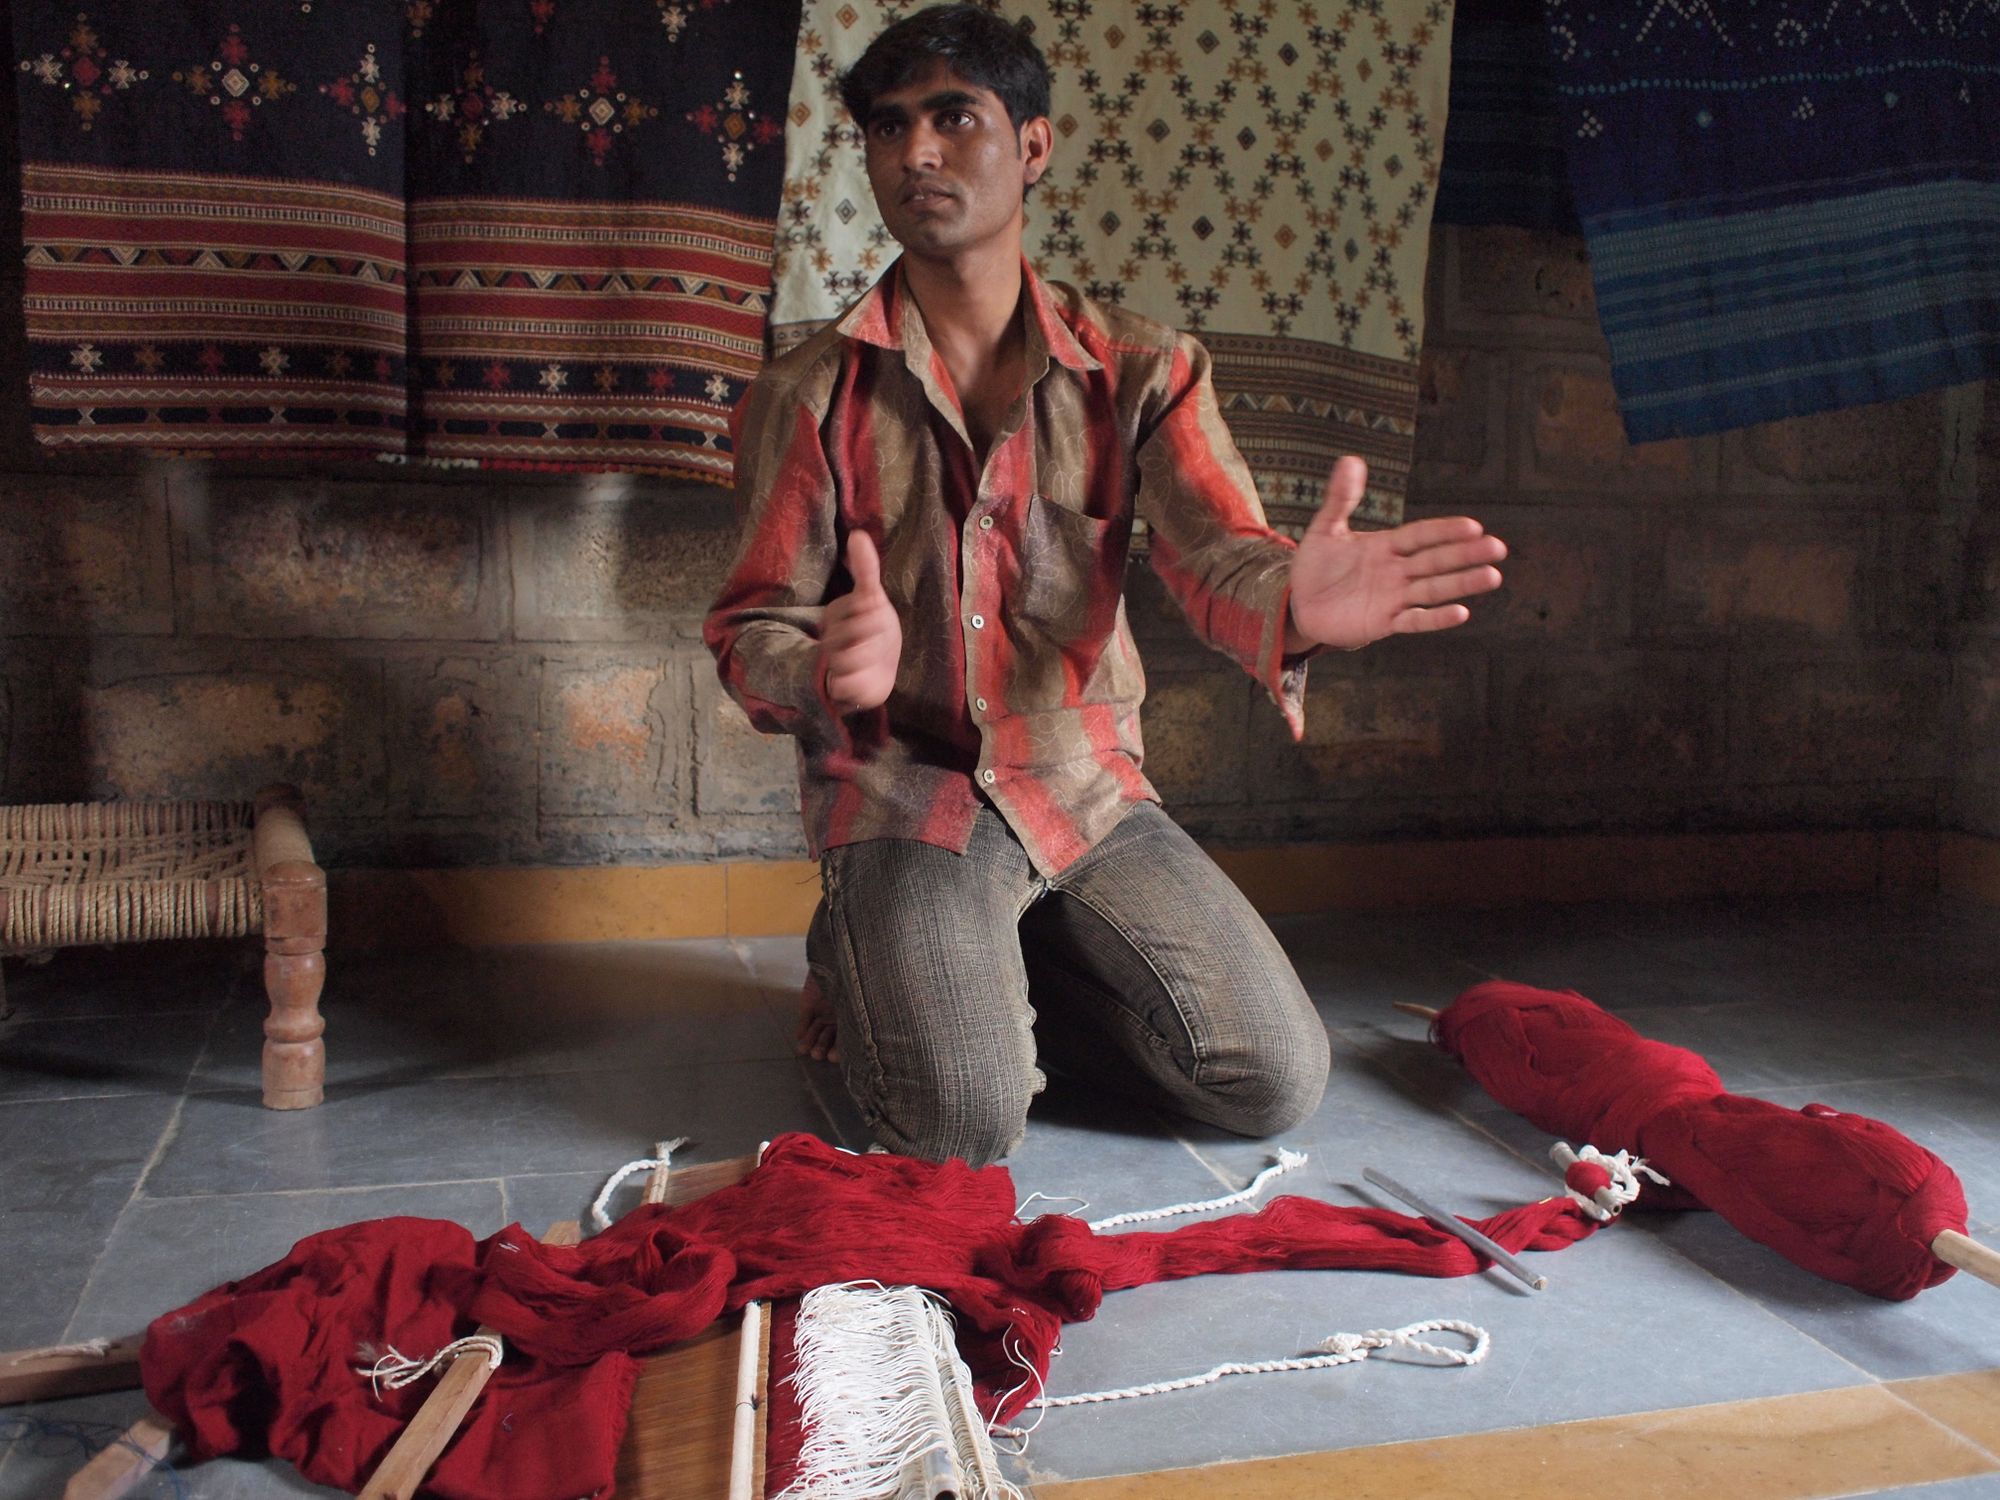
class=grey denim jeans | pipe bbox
[807,800,1330,1166]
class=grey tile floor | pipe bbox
[0,895,1995,1497]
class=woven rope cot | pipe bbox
[1,800,264,952]
[0,787,328,1109]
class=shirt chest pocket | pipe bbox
[1012,492,1130,639]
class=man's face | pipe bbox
[860,63,1049,262]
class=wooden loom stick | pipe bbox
[1363,1166,1549,1292]
[356,1218,582,1500]
[60,1410,174,1500]
[726,1300,766,1500]
[1933,1230,2000,1291]
[1392,1002,1441,1021]
[0,1335,143,1406]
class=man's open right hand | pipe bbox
[819,531,902,714]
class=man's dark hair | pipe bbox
[838,4,1051,132]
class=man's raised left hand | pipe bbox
[1285,455,1506,654]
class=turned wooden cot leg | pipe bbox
[253,785,327,1110]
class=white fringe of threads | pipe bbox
[1549,1141,1669,1221]
[354,1334,504,1398]
[1085,1148,1307,1231]
[590,1137,690,1231]
[780,1283,1024,1500]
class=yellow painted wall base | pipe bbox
[328,827,1959,948]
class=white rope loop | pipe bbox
[1549,1141,1669,1221]
[1026,1318,1490,1410]
[1085,1148,1307,1231]
[355,1334,504,1398]
[590,1137,690,1231]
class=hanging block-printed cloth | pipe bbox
[772,1,1458,533]
[1539,5,2000,442]
[12,4,409,457]
[9,0,801,481]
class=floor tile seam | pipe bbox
[1166,1112,1243,1194]
[176,1049,802,1094]
[58,1092,189,1344]
[796,1059,864,1150]
[0,1005,223,1024]
[135,1174,527,1205]
[1877,1379,2000,1470]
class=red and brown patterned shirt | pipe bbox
[704,259,1309,876]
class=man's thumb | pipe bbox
[845,530,884,595]
[1311,455,1368,536]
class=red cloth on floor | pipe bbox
[1431,980,1970,1300]
[143,1133,1613,1499]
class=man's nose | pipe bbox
[900,122,944,172]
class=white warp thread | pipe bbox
[590,1137,690,1231]
[355,1334,504,1398]
[1025,1319,1490,1410]
[1085,1148,1307,1231]
[4,1338,113,1364]
[780,1282,1023,1500]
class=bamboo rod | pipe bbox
[61,1410,174,1500]
[356,1219,581,1500]
[1392,1002,1441,1021]
[726,1301,765,1500]
[1933,1229,2000,1291]
[0,1335,144,1406]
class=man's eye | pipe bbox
[943,110,973,128]
[871,120,900,140]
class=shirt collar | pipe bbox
[833,257,1103,374]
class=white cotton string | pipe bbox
[354,1334,504,1398]
[1024,1319,1490,1410]
[5,1338,113,1364]
[1015,1191,1091,1220]
[589,1137,689,1231]
[1085,1148,1307,1231]
[1550,1141,1670,1221]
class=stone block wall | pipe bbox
[0,219,1968,865]
[1951,386,2000,838]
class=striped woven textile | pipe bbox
[9,0,800,481]
[1437,0,2000,443]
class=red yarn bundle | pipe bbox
[143,1132,1614,1499]
[1432,980,1969,1300]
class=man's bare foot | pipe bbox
[796,974,840,1064]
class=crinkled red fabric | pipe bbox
[142,1132,1610,1498]
[1433,980,1969,1301]
[139,1217,637,1500]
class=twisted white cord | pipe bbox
[590,1137,689,1231]
[1025,1319,1489,1409]
[355,1334,504,1397]
[1086,1149,1307,1231]
[1550,1141,1669,1221]
[4,1338,113,1364]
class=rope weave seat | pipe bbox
[1,800,264,952]
[0,786,328,1109]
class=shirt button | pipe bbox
[982,769,997,785]
[970,614,985,630]
[975,696,988,712]
[978,515,994,531]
